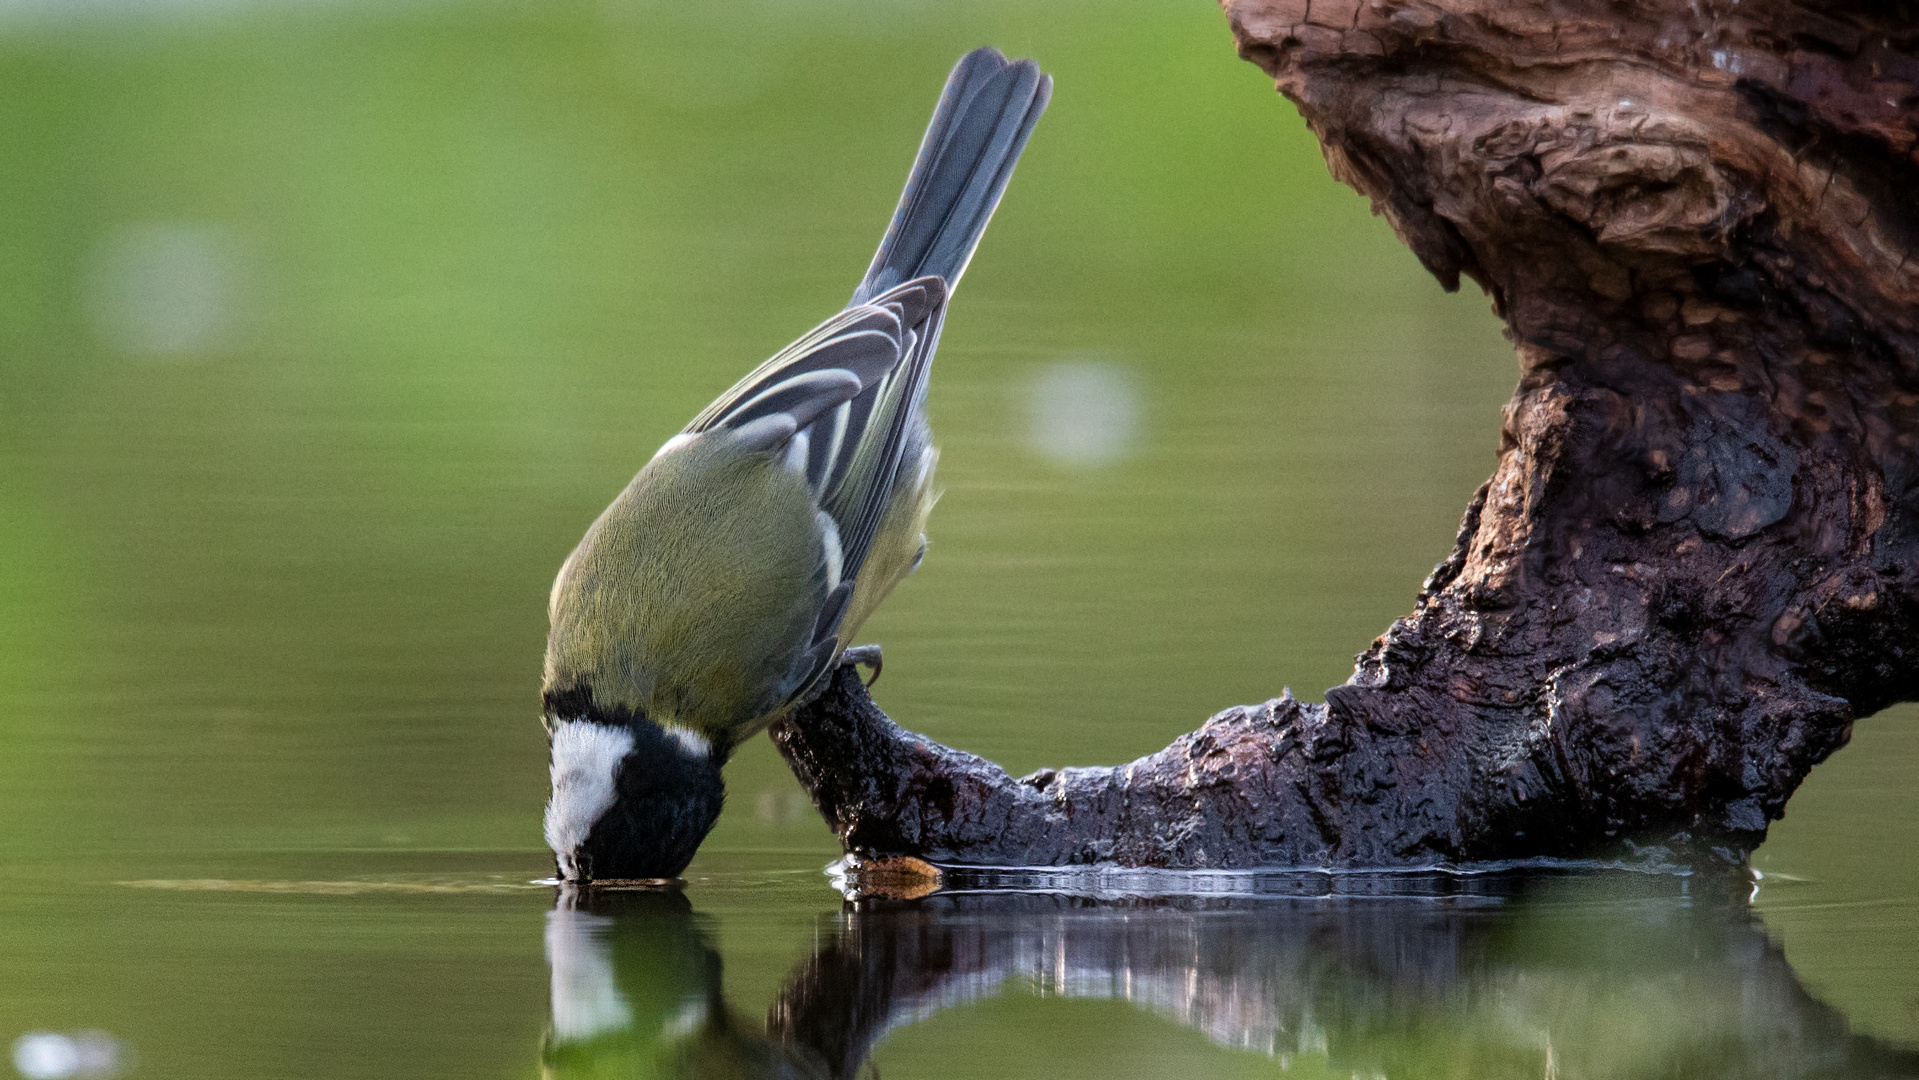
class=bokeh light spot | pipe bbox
[1023,358,1146,467]
[85,222,246,360]
[11,1032,125,1080]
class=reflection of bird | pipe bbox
[540,885,827,1080]
[542,47,1051,881]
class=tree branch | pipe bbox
[773,0,1919,870]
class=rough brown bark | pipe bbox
[773,0,1919,870]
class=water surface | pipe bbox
[0,1,1913,1075]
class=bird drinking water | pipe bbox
[541,47,1051,881]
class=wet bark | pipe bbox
[772,0,1919,869]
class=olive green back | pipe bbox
[544,434,826,742]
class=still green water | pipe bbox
[0,1,1912,1076]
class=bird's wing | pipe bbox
[807,282,941,583]
[679,278,942,451]
[676,277,944,583]
[666,277,946,694]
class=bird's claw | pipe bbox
[841,644,883,687]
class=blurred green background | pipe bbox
[0,0,1911,1076]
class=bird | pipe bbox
[540,47,1051,882]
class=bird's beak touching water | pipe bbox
[544,715,726,881]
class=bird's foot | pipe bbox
[841,644,883,687]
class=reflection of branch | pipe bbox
[767,886,1919,1079]
[775,0,1919,871]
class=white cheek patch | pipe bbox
[664,725,710,760]
[545,721,636,871]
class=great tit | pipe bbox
[542,48,1051,881]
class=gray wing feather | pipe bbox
[677,277,945,611]
[817,308,938,580]
[685,314,901,438]
[684,281,942,439]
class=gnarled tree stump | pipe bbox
[772,0,1919,869]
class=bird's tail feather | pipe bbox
[851,47,1051,306]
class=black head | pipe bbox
[544,695,727,881]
